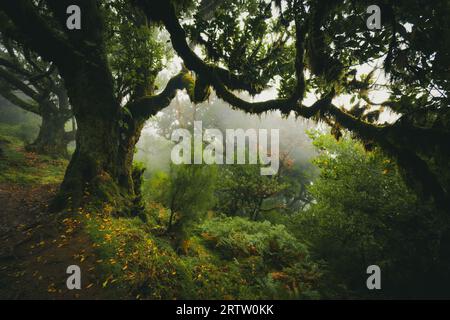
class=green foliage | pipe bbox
[0,101,40,143]
[0,122,37,145]
[187,0,293,93]
[216,163,289,220]
[199,216,306,263]
[83,206,321,299]
[104,0,170,100]
[142,170,169,203]
[144,164,218,236]
[294,133,450,298]
[197,216,321,299]
[0,100,41,130]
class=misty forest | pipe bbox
[0,0,449,299]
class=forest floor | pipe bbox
[0,128,319,300]
[0,134,116,299]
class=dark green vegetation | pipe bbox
[0,0,449,299]
[294,133,450,298]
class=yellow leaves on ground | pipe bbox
[200,232,217,242]
[73,253,86,263]
[181,239,191,255]
[47,283,57,293]
[101,274,118,288]
[62,217,80,235]
[103,203,114,215]
[104,233,113,242]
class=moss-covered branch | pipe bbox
[127,70,194,119]
[0,81,40,115]
[0,67,41,102]
[136,1,307,115]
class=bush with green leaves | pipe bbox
[199,216,304,262]
[197,216,321,298]
[84,213,195,299]
[216,163,289,220]
[294,133,450,298]
[144,163,218,238]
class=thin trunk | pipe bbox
[168,211,175,232]
[252,198,264,221]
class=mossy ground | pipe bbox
[0,127,67,185]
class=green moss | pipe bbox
[0,122,39,145]
[0,130,67,185]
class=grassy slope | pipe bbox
[0,125,67,185]
[0,125,319,300]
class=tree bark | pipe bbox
[49,53,162,216]
[25,108,69,158]
[51,61,135,213]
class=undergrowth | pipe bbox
[81,202,322,299]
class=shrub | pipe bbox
[294,133,448,298]
[197,216,321,298]
[144,164,217,238]
[199,216,307,263]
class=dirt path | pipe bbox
[0,183,113,299]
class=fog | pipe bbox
[135,90,320,176]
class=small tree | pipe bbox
[156,163,217,237]
[216,162,289,221]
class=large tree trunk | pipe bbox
[25,109,69,158]
[51,62,144,215]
